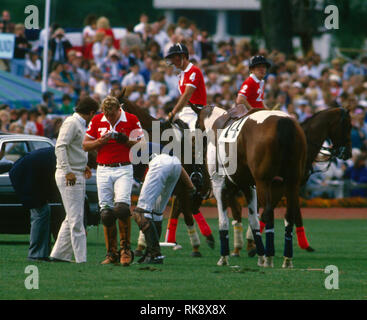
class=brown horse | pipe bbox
[300,107,352,183]
[115,91,215,256]
[241,107,353,256]
[212,107,352,261]
[196,106,308,267]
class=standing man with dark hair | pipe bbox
[9,147,58,262]
[165,42,207,132]
[49,28,72,65]
[83,95,144,266]
[50,97,99,263]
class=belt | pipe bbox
[98,162,131,167]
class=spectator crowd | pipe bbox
[0,9,367,198]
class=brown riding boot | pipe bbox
[101,224,119,264]
[118,218,134,266]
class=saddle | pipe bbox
[215,107,261,130]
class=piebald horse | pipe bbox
[115,91,214,256]
[196,106,307,268]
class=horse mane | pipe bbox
[300,107,346,128]
[300,109,328,127]
[119,96,156,125]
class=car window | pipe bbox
[31,140,53,151]
[0,141,29,163]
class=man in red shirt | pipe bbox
[83,95,144,266]
[236,55,271,112]
[165,43,207,131]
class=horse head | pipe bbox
[328,108,352,160]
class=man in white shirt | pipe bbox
[121,63,145,88]
[153,16,169,55]
[133,13,148,35]
[94,73,112,100]
[164,65,179,99]
[50,97,99,263]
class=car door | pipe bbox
[0,140,31,234]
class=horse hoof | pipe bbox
[191,251,202,258]
[257,255,265,267]
[247,248,257,258]
[217,256,229,266]
[305,246,315,252]
[230,252,240,258]
[205,235,215,249]
[264,256,274,268]
[282,257,293,269]
[173,244,183,251]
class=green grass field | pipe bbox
[0,219,366,300]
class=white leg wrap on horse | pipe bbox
[137,230,146,247]
[212,173,229,230]
[264,256,274,268]
[248,186,260,230]
[232,221,244,249]
[187,225,200,247]
[282,257,293,269]
[246,225,254,241]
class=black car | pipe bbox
[0,132,99,238]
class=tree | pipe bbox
[260,0,294,56]
[327,0,367,58]
[291,0,320,56]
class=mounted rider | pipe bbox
[230,55,271,119]
[230,55,272,258]
[165,42,207,132]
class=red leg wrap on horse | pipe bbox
[296,226,310,249]
[165,218,178,243]
[193,212,212,237]
[259,220,266,234]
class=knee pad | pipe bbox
[114,202,131,221]
[100,208,115,227]
[132,208,151,232]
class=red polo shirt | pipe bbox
[86,109,144,164]
[238,74,265,109]
[178,63,207,106]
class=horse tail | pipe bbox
[275,117,296,182]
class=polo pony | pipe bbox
[243,107,353,257]
[195,106,307,268]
